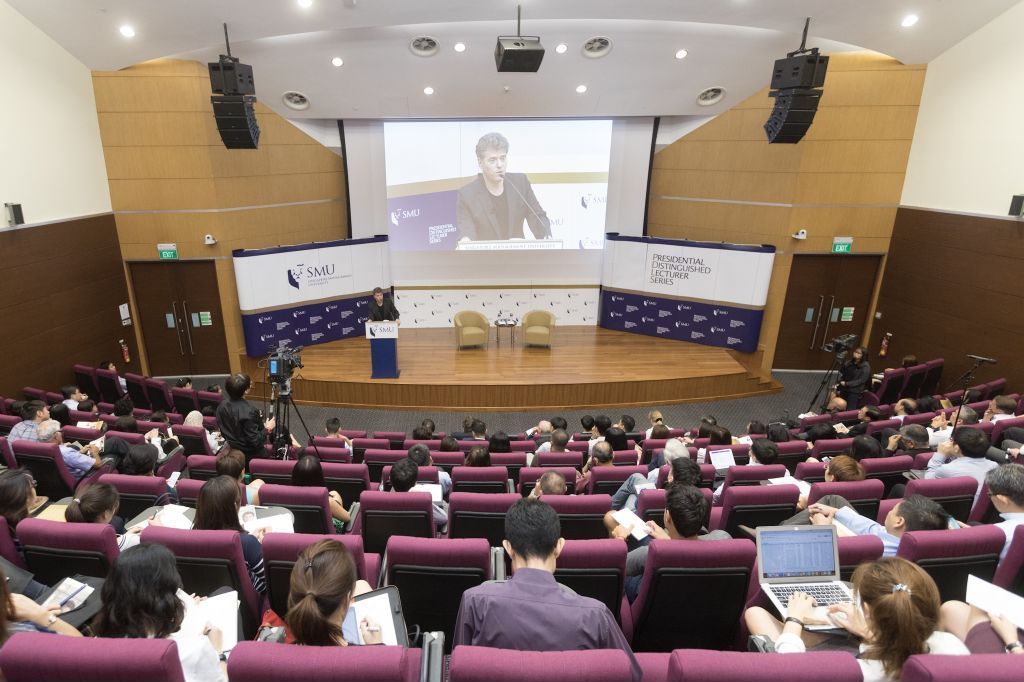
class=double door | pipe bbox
[773,255,882,370]
[128,261,230,376]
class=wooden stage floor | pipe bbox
[241,326,781,411]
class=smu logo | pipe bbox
[287,264,336,290]
[390,208,421,226]
[292,309,307,319]
[642,316,655,323]
[327,322,339,329]
[711,326,725,334]
[713,308,730,317]
[643,300,657,307]
[257,315,272,324]
[677,304,692,312]
[611,295,624,302]
[609,312,623,318]
[287,265,304,290]
[674,321,690,328]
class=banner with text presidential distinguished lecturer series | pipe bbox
[599,235,775,353]
[232,237,391,357]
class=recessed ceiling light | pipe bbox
[454,42,466,53]
[423,86,435,95]
[675,49,688,60]
[297,0,313,8]
[555,43,568,54]
[575,84,588,94]
[119,25,135,38]
[901,14,919,28]
[331,57,344,67]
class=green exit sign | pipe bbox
[157,243,178,260]
[832,237,853,254]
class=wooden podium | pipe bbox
[366,321,399,379]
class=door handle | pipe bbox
[819,295,836,350]
[181,301,196,355]
[808,295,825,350]
[171,301,185,355]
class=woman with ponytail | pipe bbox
[745,557,967,681]
[285,539,377,646]
[64,483,145,551]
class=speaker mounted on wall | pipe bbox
[1009,194,1024,217]
[208,23,259,149]
[764,19,828,144]
[4,203,24,227]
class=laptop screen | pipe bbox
[758,526,839,580]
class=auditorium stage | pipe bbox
[240,326,782,411]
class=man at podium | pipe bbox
[368,286,400,324]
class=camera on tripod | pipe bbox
[268,345,303,383]
[822,333,858,355]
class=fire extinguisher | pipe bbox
[119,338,131,364]
[879,332,892,358]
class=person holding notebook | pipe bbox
[745,557,967,681]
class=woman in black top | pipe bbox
[828,346,872,411]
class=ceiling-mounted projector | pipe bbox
[495,36,545,72]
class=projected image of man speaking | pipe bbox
[456,132,551,242]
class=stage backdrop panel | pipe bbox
[233,236,391,357]
[395,287,599,328]
[599,235,775,353]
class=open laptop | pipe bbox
[756,525,853,630]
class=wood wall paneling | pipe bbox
[0,214,140,398]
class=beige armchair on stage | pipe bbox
[522,310,554,348]
[454,310,489,349]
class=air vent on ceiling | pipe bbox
[696,87,726,107]
[582,36,612,58]
[409,36,440,57]
[282,91,310,111]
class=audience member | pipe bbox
[184,410,222,454]
[619,485,730,601]
[439,435,460,452]
[284,539,376,647]
[923,427,997,503]
[420,418,436,437]
[216,374,275,466]
[192,476,266,594]
[0,564,81,642]
[291,453,350,529]
[408,443,451,497]
[525,419,552,440]
[579,415,595,439]
[215,449,263,505]
[8,400,48,444]
[833,405,884,437]
[916,395,941,413]
[927,406,978,447]
[453,498,641,682]
[112,396,134,417]
[767,422,792,443]
[76,399,98,415]
[587,415,613,454]
[450,417,474,440]
[712,439,778,503]
[60,385,88,410]
[0,470,39,560]
[746,557,967,680]
[803,423,838,444]
[469,419,487,441]
[746,420,767,437]
[882,424,932,457]
[849,434,883,461]
[981,463,1024,560]
[175,377,192,389]
[390,458,447,529]
[98,360,128,392]
[536,427,569,455]
[487,432,511,453]
[793,455,864,510]
[616,415,636,434]
[65,482,142,551]
[94,544,226,681]
[604,426,629,452]
[529,471,567,499]
[550,416,568,432]
[464,445,491,467]
[827,346,871,411]
[411,425,432,441]
[47,403,72,428]
[791,494,948,556]
[36,419,101,481]
[577,441,614,493]
[609,456,701,514]
[644,410,666,439]
[892,398,919,421]
[983,395,1018,423]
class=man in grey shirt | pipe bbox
[616,485,730,602]
[925,426,998,504]
[453,498,641,682]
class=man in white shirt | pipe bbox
[983,395,1017,423]
[711,439,777,504]
[892,398,918,423]
[60,385,88,411]
[587,415,612,455]
[984,463,1024,560]
[925,427,998,503]
[927,406,978,447]
[535,428,569,456]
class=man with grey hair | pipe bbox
[37,419,102,481]
[985,464,1024,560]
[883,424,933,457]
[927,406,978,447]
[456,132,551,242]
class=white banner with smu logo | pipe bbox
[599,235,775,353]
[232,236,391,356]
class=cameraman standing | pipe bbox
[216,373,275,466]
[827,346,872,412]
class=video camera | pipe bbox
[822,333,858,355]
[268,345,304,383]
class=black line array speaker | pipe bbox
[211,95,260,149]
[763,90,822,144]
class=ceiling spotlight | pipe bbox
[423,86,435,95]
[331,56,344,67]
[675,49,688,60]
[119,25,135,38]
[901,14,919,28]
[555,43,568,54]
[297,0,313,8]
[454,42,466,53]
[575,84,588,94]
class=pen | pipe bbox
[58,583,87,608]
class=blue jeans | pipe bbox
[611,473,650,511]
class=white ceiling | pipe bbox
[9,0,1021,120]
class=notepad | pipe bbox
[633,481,656,493]
[411,483,444,503]
[43,577,94,613]
[766,475,811,496]
[611,508,650,541]
[240,507,293,535]
[966,575,1024,631]
[737,436,754,445]
[174,589,240,651]
[709,449,736,469]
[36,504,69,522]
